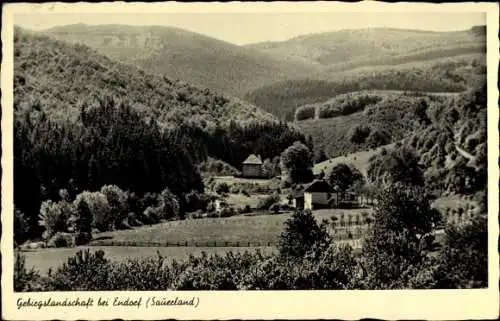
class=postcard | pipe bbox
[2,2,499,320]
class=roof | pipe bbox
[242,154,262,165]
[304,179,335,193]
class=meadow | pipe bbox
[22,246,276,275]
[90,209,370,246]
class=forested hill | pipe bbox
[246,26,486,68]
[42,24,319,97]
[14,27,310,238]
[14,27,276,125]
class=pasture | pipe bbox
[313,143,394,176]
[91,209,370,246]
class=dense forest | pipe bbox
[14,28,309,241]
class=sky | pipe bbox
[15,12,486,45]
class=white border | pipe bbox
[2,2,499,320]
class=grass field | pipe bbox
[224,193,269,209]
[91,209,370,246]
[212,176,276,186]
[313,143,394,176]
[22,246,276,276]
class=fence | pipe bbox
[90,240,280,247]
[89,230,365,248]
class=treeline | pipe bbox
[15,182,487,291]
[14,96,308,242]
[295,93,382,121]
[245,57,484,120]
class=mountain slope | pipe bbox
[14,27,276,125]
[42,23,319,97]
[246,27,486,68]
[244,53,486,120]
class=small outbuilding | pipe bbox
[242,154,263,178]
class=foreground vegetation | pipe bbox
[15,182,487,291]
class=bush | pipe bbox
[14,252,44,292]
[44,250,111,291]
[38,200,67,240]
[295,105,316,121]
[74,191,112,232]
[269,203,281,214]
[349,125,371,144]
[240,189,250,197]
[278,209,330,260]
[101,184,129,228]
[256,193,281,211]
[214,182,230,194]
[238,205,252,214]
[14,208,29,245]
[157,188,180,220]
[47,232,75,248]
[219,206,235,218]
[198,158,241,176]
[184,191,210,213]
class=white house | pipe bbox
[303,179,337,210]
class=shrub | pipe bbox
[278,209,330,260]
[38,200,66,240]
[184,191,210,213]
[214,182,230,194]
[238,205,252,214]
[295,105,316,121]
[198,158,240,176]
[44,250,111,291]
[219,206,235,218]
[157,188,180,220]
[101,184,129,228]
[47,232,75,248]
[14,252,44,292]
[256,193,281,210]
[74,191,112,232]
[14,208,29,245]
[143,206,164,224]
[349,125,371,144]
[240,189,250,197]
[269,203,281,214]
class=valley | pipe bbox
[13,20,488,291]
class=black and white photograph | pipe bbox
[2,2,499,320]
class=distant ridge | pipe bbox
[42,23,319,97]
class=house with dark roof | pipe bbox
[241,154,263,178]
[292,179,338,210]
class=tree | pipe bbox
[367,147,424,187]
[357,183,441,289]
[14,208,29,245]
[101,184,129,229]
[327,163,364,196]
[313,149,328,164]
[38,200,65,240]
[434,214,487,288]
[278,209,330,260]
[280,141,314,184]
[349,125,371,144]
